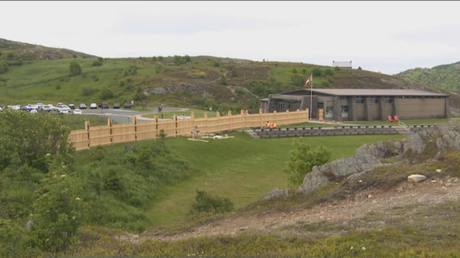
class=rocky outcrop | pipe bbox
[262,119,460,200]
[296,154,382,194]
[150,83,213,98]
[260,188,294,201]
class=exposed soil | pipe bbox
[118,173,460,243]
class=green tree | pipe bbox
[69,61,82,76]
[27,168,85,252]
[0,111,74,173]
[0,219,26,257]
[284,137,332,186]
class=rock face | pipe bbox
[260,188,294,201]
[150,83,213,97]
[296,154,382,194]
[262,119,460,200]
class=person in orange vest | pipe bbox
[266,121,271,128]
[272,122,277,129]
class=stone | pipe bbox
[407,174,427,183]
[260,188,294,201]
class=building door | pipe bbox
[278,102,285,112]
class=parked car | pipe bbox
[73,109,82,115]
[90,103,97,109]
[42,104,56,112]
[100,102,109,109]
[30,109,38,114]
[113,102,120,109]
[68,104,76,110]
[79,103,87,109]
[124,102,133,108]
[59,108,70,114]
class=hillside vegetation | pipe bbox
[2,38,460,112]
[396,61,460,93]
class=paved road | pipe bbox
[80,107,188,124]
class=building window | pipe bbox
[355,97,364,103]
[370,97,379,104]
[383,97,393,103]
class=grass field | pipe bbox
[145,131,407,226]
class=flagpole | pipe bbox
[310,73,313,120]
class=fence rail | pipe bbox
[68,109,312,150]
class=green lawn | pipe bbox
[147,132,406,226]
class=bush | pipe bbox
[191,190,234,214]
[91,60,102,67]
[312,68,322,77]
[324,68,334,76]
[284,138,332,186]
[98,87,115,100]
[69,61,82,76]
[0,61,9,74]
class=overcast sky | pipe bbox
[2,1,459,75]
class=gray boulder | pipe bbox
[296,154,382,194]
[260,188,294,201]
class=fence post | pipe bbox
[85,120,90,149]
[108,118,113,145]
[174,114,178,137]
[154,115,158,140]
[132,116,137,141]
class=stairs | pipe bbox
[245,127,260,139]
[395,121,412,135]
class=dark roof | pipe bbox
[283,89,448,97]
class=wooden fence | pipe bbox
[68,109,312,150]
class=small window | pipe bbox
[355,97,364,103]
[383,97,393,103]
[370,97,379,104]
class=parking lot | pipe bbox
[80,107,186,124]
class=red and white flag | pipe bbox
[304,75,312,87]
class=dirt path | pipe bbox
[118,175,460,243]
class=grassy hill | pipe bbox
[395,61,460,93]
[2,37,460,112]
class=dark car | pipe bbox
[79,103,87,109]
[99,102,109,109]
[124,102,133,108]
[68,104,76,110]
[113,102,120,109]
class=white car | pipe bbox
[59,108,70,114]
[73,109,82,115]
[90,103,97,109]
[30,109,38,114]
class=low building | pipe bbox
[260,89,449,121]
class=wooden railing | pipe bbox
[68,109,311,150]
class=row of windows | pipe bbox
[354,97,393,104]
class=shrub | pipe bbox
[0,61,9,74]
[91,60,102,67]
[191,190,234,214]
[321,81,330,87]
[324,68,334,76]
[98,87,115,100]
[312,68,322,77]
[284,137,332,186]
[69,61,82,76]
